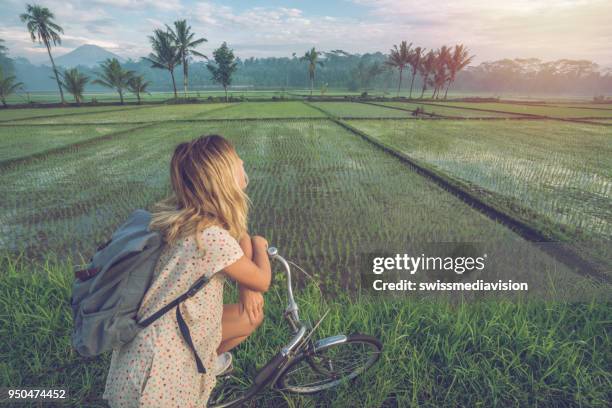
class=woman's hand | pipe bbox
[239,287,264,325]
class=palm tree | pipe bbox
[20,4,66,104]
[92,58,134,104]
[127,74,151,104]
[60,68,88,104]
[443,44,475,100]
[145,29,181,98]
[385,41,412,97]
[301,47,324,96]
[418,50,436,99]
[407,46,424,99]
[431,46,451,99]
[166,20,207,97]
[0,66,24,108]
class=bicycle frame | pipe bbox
[209,247,348,407]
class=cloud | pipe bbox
[2,0,610,65]
[93,0,184,12]
[350,0,612,63]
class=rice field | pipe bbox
[346,119,612,266]
[0,124,140,163]
[203,101,326,119]
[309,101,411,118]
[5,103,232,124]
[373,101,525,118]
[2,116,597,298]
[0,104,145,122]
[4,90,300,104]
[428,101,612,118]
[0,99,610,407]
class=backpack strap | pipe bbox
[138,274,210,327]
[176,304,206,373]
[137,274,211,374]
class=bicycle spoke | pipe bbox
[279,338,381,392]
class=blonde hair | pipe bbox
[150,134,249,250]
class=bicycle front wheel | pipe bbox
[276,333,382,394]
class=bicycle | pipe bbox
[208,246,383,407]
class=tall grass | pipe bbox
[1,253,610,407]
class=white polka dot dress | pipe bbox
[102,225,244,407]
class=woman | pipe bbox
[102,134,272,407]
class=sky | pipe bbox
[1,0,611,66]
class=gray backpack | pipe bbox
[70,209,211,373]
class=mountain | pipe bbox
[54,44,126,68]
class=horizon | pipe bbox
[1,0,611,67]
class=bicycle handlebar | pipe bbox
[267,246,306,356]
[267,246,300,324]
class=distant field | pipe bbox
[5,103,231,124]
[4,90,299,104]
[0,124,139,163]
[204,101,326,119]
[545,103,612,110]
[373,101,524,118]
[346,119,612,266]
[310,102,411,118]
[428,102,612,118]
[584,118,612,124]
[0,104,144,122]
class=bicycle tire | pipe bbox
[275,333,382,394]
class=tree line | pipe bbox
[1,3,611,106]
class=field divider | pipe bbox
[0,123,158,170]
[0,104,158,124]
[302,100,610,283]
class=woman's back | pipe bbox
[102,225,244,408]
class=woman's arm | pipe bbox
[223,236,272,293]
[238,232,253,260]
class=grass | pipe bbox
[0,254,610,407]
[346,119,612,268]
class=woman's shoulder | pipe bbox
[200,224,235,242]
